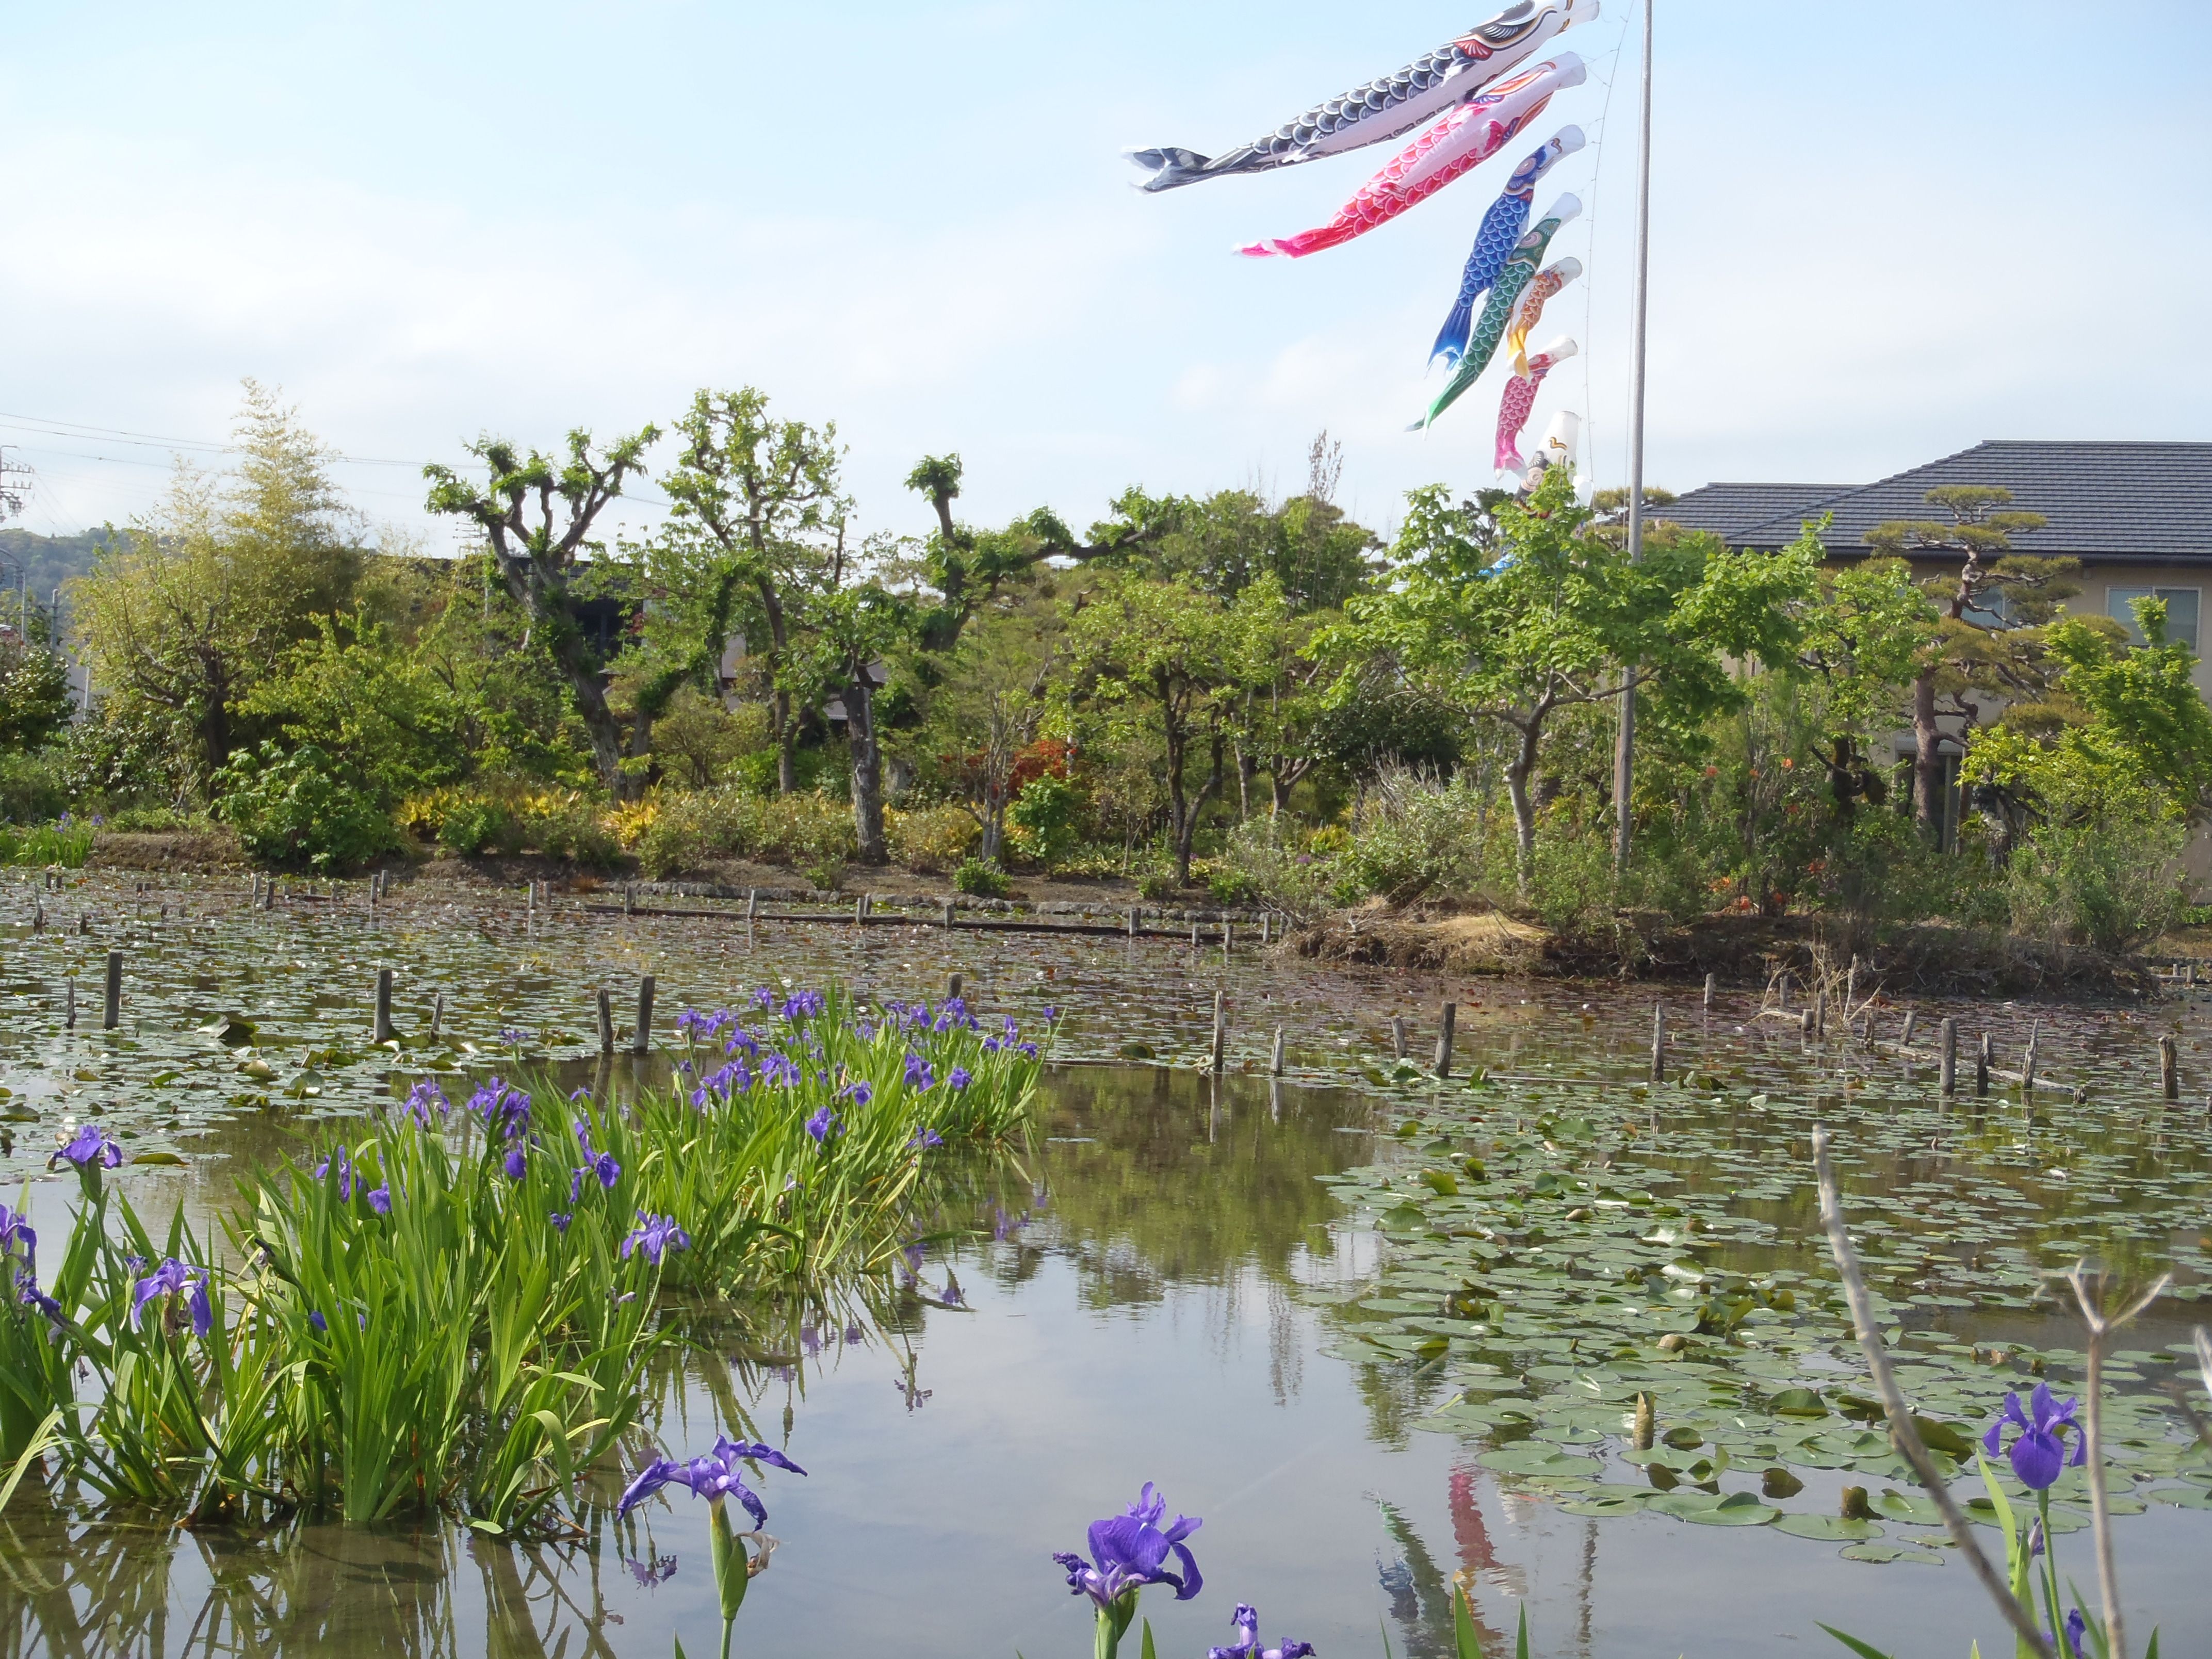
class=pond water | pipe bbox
[2,873,2209,1656]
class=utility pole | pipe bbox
[1612,0,1655,872]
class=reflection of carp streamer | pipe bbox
[1241,57,1584,261]
[1127,0,1596,192]
[1412,192,1580,428]
[1505,257,1580,375]
[1430,130,1580,367]
[1494,338,1575,472]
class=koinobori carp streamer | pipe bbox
[1126,0,1596,193]
[1239,55,1586,261]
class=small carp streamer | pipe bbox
[1505,255,1581,375]
[1126,0,1596,193]
[1411,191,1581,428]
[1429,128,1582,366]
[1494,337,1576,472]
[1240,55,1586,261]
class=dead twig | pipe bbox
[2062,1265,2170,1659]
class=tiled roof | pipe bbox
[1655,481,1851,539]
[1725,441,2212,563]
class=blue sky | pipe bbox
[5,1,2208,549]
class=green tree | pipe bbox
[1320,469,1815,895]
[1055,573,1280,885]
[1865,485,2076,838]
[648,389,847,795]
[423,425,658,798]
[0,612,74,753]
[76,384,359,789]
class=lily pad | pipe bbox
[1774,1513,1884,1541]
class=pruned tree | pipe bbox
[424,426,658,798]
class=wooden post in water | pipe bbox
[1975,1033,1991,1098]
[373,969,393,1044]
[1900,1010,1917,1049]
[633,976,655,1056]
[1261,913,1272,946]
[1777,970,1791,1008]
[595,988,614,1054]
[1434,1002,1456,1079]
[1270,1026,1285,1076]
[1190,919,1200,948]
[944,898,955,930]
[1813,989,1827,1039]
[1210,991,1226,1074]
[1939,1018,1957,1095]
[431,990,444,1039]
[31,898,42,932]
[262,878,275,911]
[102,951,122,1030]
[2160,1035,2179,1100]
[78,911,90,933]
[746,888,758,922]
[1702,972,1716,1012]
[526,883,534,921]
[854,896,867,924]
[1127,906,1137,938]
[1222,921,1231,961]
[1390,1016,1408,1061]
[1650,1003,1666,1081]
[64,977,75,1030]
[1799,1006,1814,1037]
[2021,1022,2040,1096]
[1845,956,1859,1015]
[948,972,963,1004]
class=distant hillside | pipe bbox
[0,528,112,607]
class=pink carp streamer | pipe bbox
[1505,256,1581,375]
[1239,54,1586,261]
[1494,338,1576,473]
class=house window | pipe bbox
[2107,587,2200,653]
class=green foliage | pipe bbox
[631,787,857,880]
[2004,816,2185,953]
[212,741,398,872]
[0,630,74,753]
[886,804,980,873]
[0,819,94,868]
[953,856,1010,898]
[0,750,68,824]
[1008,774,1081,868]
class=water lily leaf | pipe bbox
[1769,1388,1828,1418]
[1663,1492,1777,1526]
[1840,1543,1944,1565]
[1774,1513,1884,1541]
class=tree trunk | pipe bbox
[774,691,798,795]
[492,555,639,800]
[847,672,887,864]
[1504,719,1542,900]
[1174,733,1227,886]
[1911,668,1942,841]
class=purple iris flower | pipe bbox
[402,1079,450,1127]
[570,1120,621,1199]
[551,1210,573,1234]
[308,1310,328,1333]
[365,1184,392,1216]
[983,1035,1002,1054]
[1017,1041,1039,1059]
[805,1105,841,1145]
[314,1146,357,1200]
[52,1124,124,1170]
[616,1435,807,1529]
[799,1323,822,1357]
[1043,1005,1059,1024]
[947,1066,971,1092]
[759,1053,801,1088]
[468,1077,532,1141]
[624,1553,679,1588]
[17,1272,64,1332]
[129,1258,213,1339]
[1983,1383,2087,1490]
[499,1026,531,1049]
[839,1079,873,1107]
[0,1204,36,1266]
[904,1053,935,1091]
[1210,1604,1314,1659]
[779,989,824,1023]
[725,1028,761,1059]
[504,1147,528,1180]
[909,1126,944,1150]
[622,1212,692,1266]
[2061,1609,2087,1659]
[1052,1483,1204,1613]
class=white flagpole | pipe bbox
[1613,0,1654,872]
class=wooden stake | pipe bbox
[1702,972,1716,1012]
[1390,1016,1408,1061]
[373,968,393,1044]
[64,977,75,1030]
[1650,1003,1666,1081]
[624,883,635,917]
[1222,921,1231,959]
[1975,1032,1991,1098]
[1433,1001,1456,1079]
[2160,1034,2179,1101]
[103,951,122,1030]
[1777,970,1791,1008]
[1799,1006,1815,1037]
[1127,906,1137,937]
[1939,1018,1957,1096]
[596,988,614,1054]
[1190,919,1200,947]
[1900,1010,1917,1049]
[431,990,444,1038]
[948,972,963,1004]
[1210,990,1226,1073]
[1261,913,1272,946]
[1813,989,1827,1038]
[2021,1021,2040,1096]
[633,975,655,1055]
[1270,1025,1285,1076]
[1845,955,1859,1014]
[746,888,758,922]
[944,898,955,930]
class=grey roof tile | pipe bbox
[1724,440,2212,562]
[1655,481,1852,539]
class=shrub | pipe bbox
[1207,866,1259,905]
[886,805,979,873]
[2005,816,2185,954]
[213,742,398,872]
[953,857,1009,898]
[1007,775,1081,869]
[1345,771,1495,904]
[1134,869,1179,901]
[0,820,94,867]
[0,751,67,824]
[435,795,522,857]
[631,787,856,879]
[1211,821,1341,918]
[512,790,620,867]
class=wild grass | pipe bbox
[0,819,94,867]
